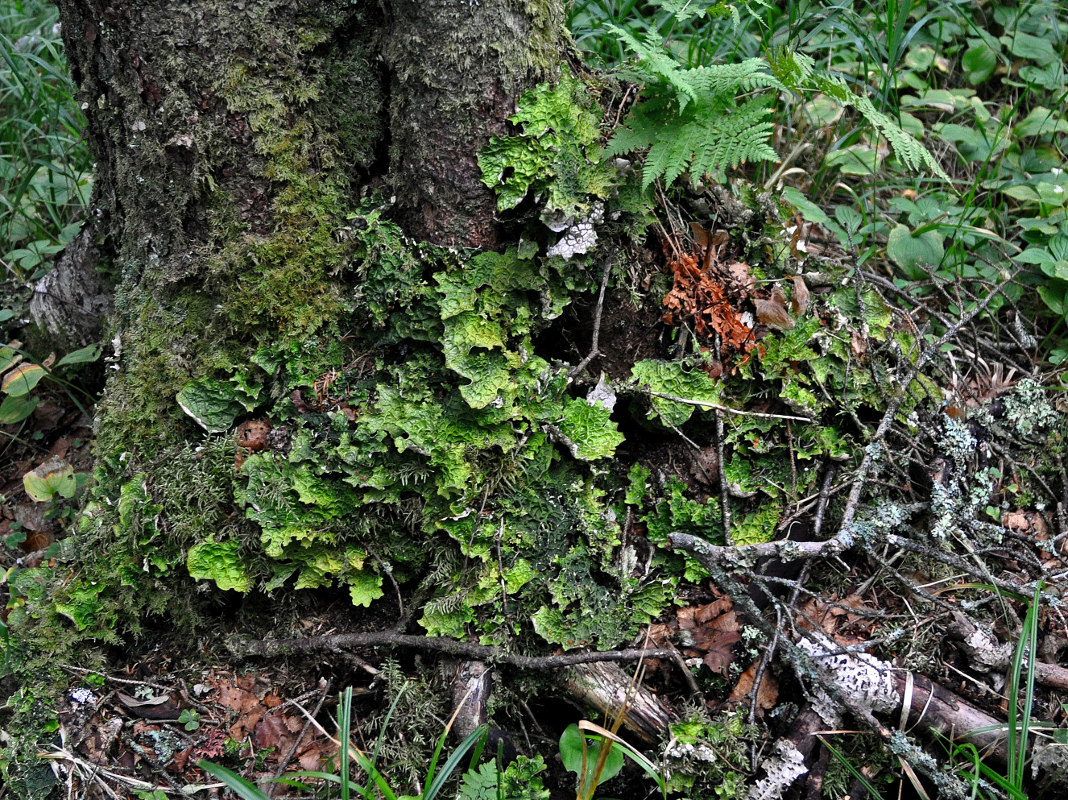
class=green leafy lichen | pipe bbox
[186,541,249,592]
[478,77,616,218]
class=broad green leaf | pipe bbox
[557,399,624,461]
[824,144,880,175]
[1042,261,1068,281]
[1015,247,1055,268]
[559,724,624,788]
[0,345,21,374]
[2,363,46,396]
[0,394,37,424]
[962,41,998,84]
[1037,183,1068,208]
[886,224,944,275]
[23,458,77,502]
[783,186,831,225]
[1001,184,1042,203]
[187,541,250,592]
[1000,31,1055,62]
[347,569,385,607]
[1038,285,1067,316]
[57,343,102,366]
[1015,107,1068,138]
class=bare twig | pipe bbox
[836,273,1014,539]
[569,249,615,379]
[229,632,676,669]
[668,532,849,566]
[645,390,814,422]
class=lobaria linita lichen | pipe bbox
[42,73,670,652]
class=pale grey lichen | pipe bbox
[546,201,604,259]
[797,635,898,726]
[1032,741,1068,790]
[1003,378,1058,437]
[748,740,807,800]
[586,372,616,412]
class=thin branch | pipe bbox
[669,532,849,566]
[836,272,1014,539]
[569,248,615,379]
[645,390,814,422]
[229,632,676,669]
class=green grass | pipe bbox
[0,0,91,283]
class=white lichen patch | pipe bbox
[798,635,899,726]
[586,372,616,411]
[545,201,604,259]
[748,740,807,800]
[1032,741,1068,789]
[1004,378,1058,437]
[959,622,1012,672]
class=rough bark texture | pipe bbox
[53,0,564,457]
[562,662,676,744]
[30,226,112,347]
[384,0,569,246]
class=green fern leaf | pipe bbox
[810,74,950,182]
[609,25,700,111]
[690,58,783,96]
[853,95,950,181]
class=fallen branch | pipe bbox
[668,532,847,565]
[948,611,1068,692]
[562,661,676,744]
[228,632,676,669]
[646,390,814,423]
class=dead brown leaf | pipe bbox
[755,295,794,331]
[729,659,779,715]
[677,597,741,676]
[791,275,809,317]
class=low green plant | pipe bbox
[200,686,550,800]
[559,720,666,800]
[935,734,1029,800]
[1006,583,1042,791]
[0,340,100,425]
[598,3,947,191]
[0,0,91,280]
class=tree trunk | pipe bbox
[45,0,572,630]
[55,0,564,458]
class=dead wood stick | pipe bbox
[645,390,814,422]
[228,632,675,669]
[948,611,1068,692]
[562,661,675,744]
[451,660,492,742]
[668,532,848,565]
[568,249,614,379]
[890,670,1007,763]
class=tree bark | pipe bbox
[54,0,565,459]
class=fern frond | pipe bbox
[690,58,783,96]
[767,48,815,93]
[810,73,950,182]
[605,91,677,158]
[625,96,778,190]
[608,25,699,111]
[688,97,778,178]
[853,95,950,181]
